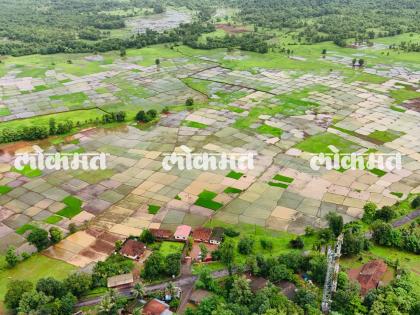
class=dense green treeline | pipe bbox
[229,0,420,45]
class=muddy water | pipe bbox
[127,9,192,34]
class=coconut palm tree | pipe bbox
[132,282,145,300]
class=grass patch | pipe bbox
[43,215,63,224]
[390,105,406,113]
[73,169,115,184]
[195,190,223,211]
[50,92,89,108]
[295,132,362,153]
[148,204,161,215]
[0,108,107,135]
[256,124,283,137]
[56,196,83,218]
[268,182,289,188]
[15,224,38,235]
[226,106,245,113]
[226,171,243,180]
[12,165,42,178]
[224,187,243,194]
[0,186,12,195]
[182,120,208,129]
[390,192,403,198]
[273,174,294,183]
[0,254,76,303]
[390,85,420,104]
[0,107,11,116]
[369,168,387,177]
[204,220,316,267]
[158,241,184,257]
[368,129,404,143]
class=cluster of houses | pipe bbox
[151,225,224,245]
[115,225,225,263]
[105,225,226,314]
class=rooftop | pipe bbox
[143,299,172,315]
[120,239,146,258]
[107,273,133,288]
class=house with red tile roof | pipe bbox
[150,228,173,240]
[120,239,146,260]
[174,225,192,241]
[142,298,173,315]
[348,260,387,295]
[192,227,212,243]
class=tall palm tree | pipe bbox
[132,282,145,300]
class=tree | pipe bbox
[119,47,126,57]
[229,276,253,306]
[4,280,33,310]
[68,223,77,234]
[237,236,254,255]
[27,228,49,251]
[322,49,327,58]
[199,243,209,261]
[5,246,19,268]
[362,202,377,223]
[375,206,395,222]
[293,288,319,312]
[326,212,344,237]
[140,229,155,244]
[36,277,65,298]
[352,58,357,67]
[289,236,304,249]
[131,282,145,300]
[260,238,273,251]
[371,221,395,246]
[411,196,420,209]
[49,118,56,135]
[49,227,63,244]
[269,264,294,282]
[142,252,164,280]
[155,58,160,66]
[147,109,157,119]
[219,239,235,273]
[18,291,50,314]
[59,293,77,315]
[331,272,365,314]
[115,240,123,251]
[63,273,92,297]
[341,229,368,256]
[196,268,217,291]
[97,289,125,315]
[358,59,365,67]
[308,254,327,284]
[165,253,181,277]
[135,110,152,123]
[185,97,194,106]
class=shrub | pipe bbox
[185,97,194,106]
[290,237,304,249]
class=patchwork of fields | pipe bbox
[0,40,419,270]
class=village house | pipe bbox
[120,239,146,260]
[150,228,173,240]
[209,227,224,245]
[192,227,212,243]
[348,260,387,295]
[142,298,173,315]
[107,273,134,289]
[174,225,192,241]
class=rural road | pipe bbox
[75,269,230,308]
